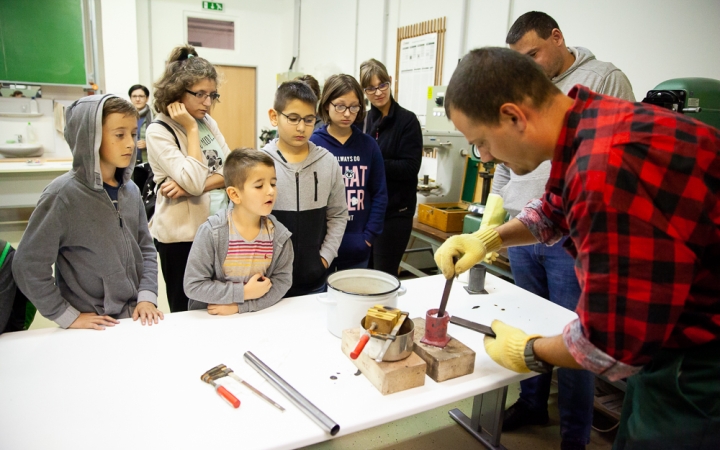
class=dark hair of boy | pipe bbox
[505,11,559,45]
[319,74,366,125]
[295,75,321,101]
[273,80,317,112]
[224,148,275,189]
[359,58,391,89]
[102,97,139,124]
[152,44,219,116]
[444,47,559,125]
[128,84,150,98]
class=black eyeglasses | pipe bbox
[363,82,390,95]
[329,102,361,114]
[185,89,220,102]
[279,111,317,126]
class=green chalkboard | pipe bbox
[0,0,87,86]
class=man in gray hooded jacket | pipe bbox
[13,95,162,330]
[487,11,635,450]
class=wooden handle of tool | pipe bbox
[216,386,241,408]
[350,333,371,359]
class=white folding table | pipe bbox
[0,274,576,449]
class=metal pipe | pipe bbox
[244,352,340,436]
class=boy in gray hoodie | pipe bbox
[13,95,163,330]
[262,81,348,297]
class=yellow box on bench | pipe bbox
[417,202,471,232]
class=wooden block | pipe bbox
[411,318,476,382]
[341,327,426,395]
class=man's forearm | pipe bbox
[533,334,583,369]
[496,218,539,248]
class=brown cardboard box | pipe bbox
[417,202,470,232]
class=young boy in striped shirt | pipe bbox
[184,148,294,314]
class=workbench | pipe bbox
[0,274,576,450]
[402,218,513,280]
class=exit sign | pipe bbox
[202,1,223,11]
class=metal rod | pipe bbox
[437,276,453,318]
[449,316,496,338]
[244,352,340,436]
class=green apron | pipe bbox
[614,340,720,449]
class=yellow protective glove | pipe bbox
[434,228,503,279]
[479,194,507,263]
[483,320,542,373]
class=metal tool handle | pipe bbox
[216,385,241,408]
[449,316,496,338]
[244,352,340,436]
[437,276,454,317]
[375,313,408,362]
[227,372,286,412]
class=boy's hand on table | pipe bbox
[208,303,240,315]
[321,257,328,268]
[244,274,272,300]
[133,301,164,325]
[69,313,120,330]
[160,180,189,199]
[168,102,197,131]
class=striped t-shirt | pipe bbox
[222,213,274,282]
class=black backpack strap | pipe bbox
[151,119,181,148]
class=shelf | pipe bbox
[0,112,43,118]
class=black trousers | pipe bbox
[371,215,413,276]
[154,240,192,313]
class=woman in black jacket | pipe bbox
[360,59,422,276]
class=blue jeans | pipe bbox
[508,237,595,445]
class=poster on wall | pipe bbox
[397,33,437,126]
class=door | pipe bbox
[210,65,256,150]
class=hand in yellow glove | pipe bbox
[483,320,542,373]
[434,228,503,279]
[479,194,507,264]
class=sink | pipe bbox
[0,143,43,157]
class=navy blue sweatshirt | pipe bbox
[310,125,388,265]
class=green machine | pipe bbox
[642,77,720,129]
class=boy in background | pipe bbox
[262,81,348,296]
[13,95,162,329]
[184,148,293,313]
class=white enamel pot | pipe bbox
[317,269,407,338]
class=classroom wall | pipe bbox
[82,0,720,140]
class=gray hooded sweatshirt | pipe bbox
[13,94,158,328]
[261,139,347,296]
[185,207,293,312]
[493,46,636,217]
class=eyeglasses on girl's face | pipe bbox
[329,102,361,114]
[363,82,390,95]
[185,89,221,103]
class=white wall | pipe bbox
[87,0,720,141]
[100,0,141,97]
[147,0,295,141]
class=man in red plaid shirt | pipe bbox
[435,47,720,449]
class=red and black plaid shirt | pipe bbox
[517,85,720,379]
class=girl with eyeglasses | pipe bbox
[359,59,422,276]
[310,74,388,271]
[146,44,230,313]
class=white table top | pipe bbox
[0,274,576,450]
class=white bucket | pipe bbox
[317,269,407,338]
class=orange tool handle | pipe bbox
[350,333,371,359]
[216,386,241,408]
